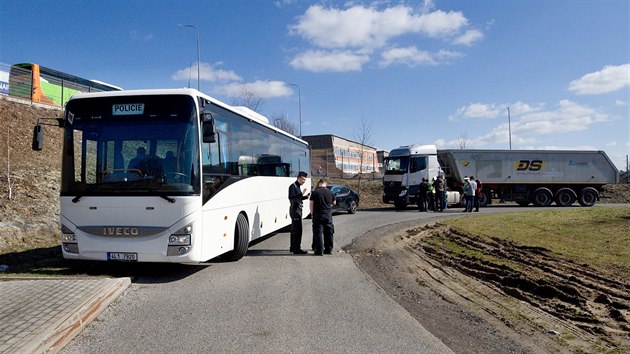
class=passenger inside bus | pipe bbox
[163,151,177,173]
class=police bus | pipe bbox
[33,88,310,262]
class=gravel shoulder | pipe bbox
[345,218,629,354]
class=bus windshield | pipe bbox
[384,156,409,175]
[61,95,201,197]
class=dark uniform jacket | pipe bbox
[288,182,308,219]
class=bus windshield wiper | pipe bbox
[159,195,176,203]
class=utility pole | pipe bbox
[288,83,302,138]
[507,107,512,150]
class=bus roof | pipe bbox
[67,88,308,145]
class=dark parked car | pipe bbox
[326,184,359,214]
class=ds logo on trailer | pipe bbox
[515,160,544,171]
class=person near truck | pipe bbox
[474,178,482,212]
[427,177,436,211]
[464,176,477,212]
[434,175,446,212]
[417,178,429,212]
[309,179,336,255]
[288,171,310,254]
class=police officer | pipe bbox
[417,178,429,212]
[309,179,335,256]
[288,171,310,254]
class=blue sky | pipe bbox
[1,0,628,170]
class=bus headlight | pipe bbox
[167,224,192,256]
[169,235,191,246]
[61,224,79,254]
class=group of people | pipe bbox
[416,174,483,213]
[463,176,482,212]
[288,172,335,256]
[416,175,448,212]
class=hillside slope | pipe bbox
[0,98,64,252]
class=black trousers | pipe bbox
[312,213,334,253]
[290,211,303,251]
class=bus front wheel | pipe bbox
[223,213,250,261]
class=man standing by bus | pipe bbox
[309,179,335,256]
[288,171,310,254]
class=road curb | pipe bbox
[22,278,131,354]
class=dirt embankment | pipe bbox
[347,222,629,353]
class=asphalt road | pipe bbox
[61,204,563,353]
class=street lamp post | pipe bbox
[178,24,200,91]
[288,83,302,138]
[507,107,512,150]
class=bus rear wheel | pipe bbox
[223,213,250,261]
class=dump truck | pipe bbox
[437,149,619,207]
[383,145,618,208]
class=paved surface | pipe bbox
[0,277,130,354]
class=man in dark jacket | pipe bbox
[288,171,310,254]
[309,179,335,256]
[417,178,429,212]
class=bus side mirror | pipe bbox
[202,113,216,143]
[32,124,44,151]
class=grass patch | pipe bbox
[444,206,630,278]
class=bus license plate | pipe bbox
[107,252,138,262]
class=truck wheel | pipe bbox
[578,187,598,207]
[222,213,250,261]
[533,188,553,207]
[555,188,576,207]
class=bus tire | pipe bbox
[555,188,576,207]
[223,213,250,261]
[578,187,598,207]
[532,188,553,207]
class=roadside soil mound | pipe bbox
[347,222,629,353]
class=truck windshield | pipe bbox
[384,157,409,175]
[60,95,201,197]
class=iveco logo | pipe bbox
[103,227,140,236]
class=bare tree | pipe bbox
[271,114,297,135]
[453,132,474,149]
[230,85,264,112]
[353,118,374,195]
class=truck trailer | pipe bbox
[438,149,619,207]
[383,145,618,208]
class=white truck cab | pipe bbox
[383,144,460,209]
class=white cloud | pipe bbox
[380,47,463,67]
[568,63,630,95]
[452,29,484,46]
[450,101,545,120]
[289,50,369,72]
[449,100,611,148]
[290,5,469,50]
[615,99,627,106]
[605,141,617,147]
[171,62,242,82]
[218,80,293,99]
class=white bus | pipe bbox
[33,88,311,262]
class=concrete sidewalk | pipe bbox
[0,277,130,354]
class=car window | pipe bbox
[340,187,349,194]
